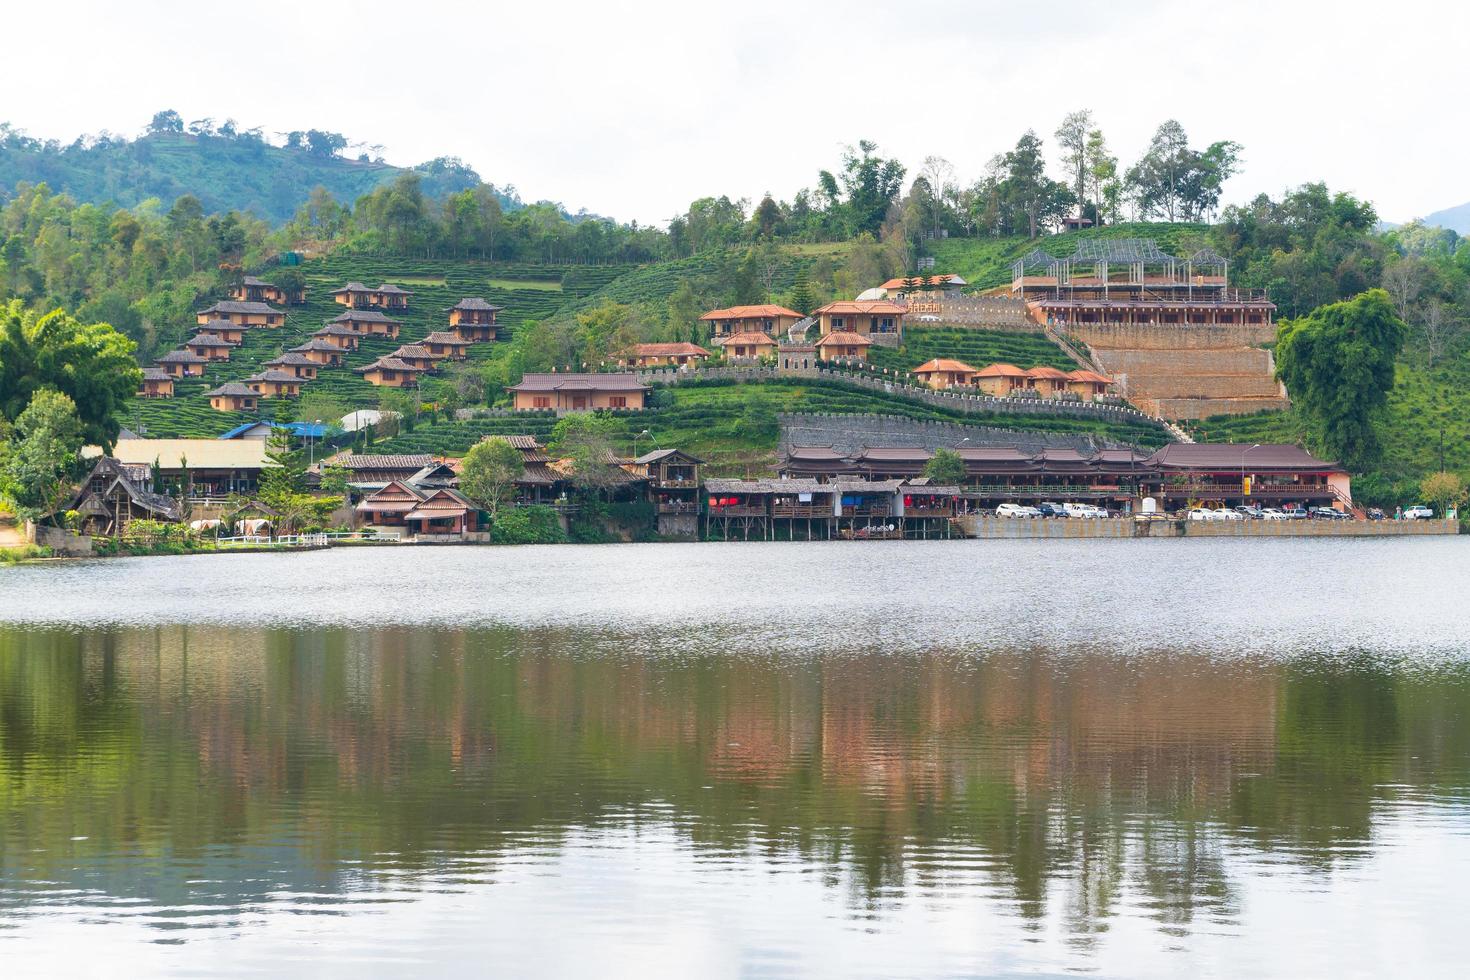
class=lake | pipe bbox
[1,538,1468,977]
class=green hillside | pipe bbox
[867,328,1076,375]
[0,131,487,222]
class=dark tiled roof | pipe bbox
[452,297,503,311]
[1146,443,1340,471]
[205,382,257,397]
[244,370,303,384]
[140,367,172,381]
[421,331,472,345]
[186,333,237,348]
[291,339,344,353]
[156,349,207,364]
[265,353,316,366]
[331,454,436,471]
[331,309,401,324]
[198,300,281,315]
[633,448,704,465]
[355,357,421,374]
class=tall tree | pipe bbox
[0,389,84,523]
[459,437,525,530]
[1054,110,1093,220]
[1084,128,1118,224]
[1275,289,1406,470]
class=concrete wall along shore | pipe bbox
[954,516,1461,539]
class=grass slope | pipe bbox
[866,327,1077,375]
[376,377,1169,476]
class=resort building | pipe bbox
[290,339,347,367]
[812,300,905,339]
[184,332,238,361]
[330,309,402,339]
[244,370,304,398]
[355,481,481,538]
[814,331,872,362]
[196,300,285,328]
[324,453,441,488]
[69,457,181,536]
[699,304,805,339]
[312,323,362,350]
[420,331,473,361]
[448,298,503,340]
[1064,369,1115,399]
[263,353,320,380]
[136,367,174,398]
[1011,238,1275,329]
[973,363,1030,396]
[388,344,440,372]
[155,349,208,378]
[704,478,905,540]
[1025,365,1071,396]
[912,358,979,390]
[331,282,413,310]
[616,342,711,369]
[507,373,649,411]
[623,448,703,537]
[1137,443,1351,511]
[194,319,250,344]
[204,382,260,413]
[233,275,301,306]
[87,438,275,498]
[354,356,424,388]
[715,332,778,361]
[877,273,967,298]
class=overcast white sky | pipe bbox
[2,0,1464,225]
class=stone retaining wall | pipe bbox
[1072,322,1276,349]
[778,414,1125,455]
[953,516,1460,539]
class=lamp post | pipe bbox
[309,419,322,467]
[1241,443,1261,503]
[632,429,651,459]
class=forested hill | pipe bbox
[0,127,504,223]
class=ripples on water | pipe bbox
[1,539,1468,977]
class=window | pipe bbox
[832,317,844,329]
[533,396,551,409]
[609,396,627,408]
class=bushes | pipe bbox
[0,544,52,563]
[491,505,566,545]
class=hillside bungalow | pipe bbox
[420,331,473,361]
[204,382,260,413]
[330,309,403,339]
[913,358,979,390]
[616,342,711,369]
[137,367,175,398]
[155,349,208,378]
[324,453,440,488]
[449,298,503,340]
[194,319,251,344]
[507,373,649,411]
[623,448,703,536]
[332,282,413,310]
[244,370,305,398]
[1025,365,1071,396]
[355,356,424,388]
[355,480,424,528]
[814,331,872,362]
[69,457,181,536]
[88,437,275,498]
[290,338,347,367]
[974,363,1031,396]
[312,323,363,350]
[812,300,905,339]
[233,275,300,305]
[196,300,285,328]
[699,304,805,339]
[388,344,440,372]
[1065,369,1115,399]
[405,488,481,538]
[878,273,967,297]
[184,332,238,361]
[715,331,778,361]
[263,353,320,380]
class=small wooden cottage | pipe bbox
[184,332,238,361]
[205,382,260,412]
[1065,369,1115,399]
[355,357,423,388]
[155,349,208,378]
[194,319,250,344]
[616,342,710,369]
[290,339,347,367]
[912,358,979,390]
[420,331,473,361]
[716,331,778,360]
[330,309,402,339]
[624,448,703,538]
[388,344,440,372]
[448,298,503,340]
[312,324,362,350]
[69,457,181,536]
[137,367,175,398]
[974,363,1031,396]
[233,275,299,306]
[196,300,285,328]
[1025,365,1071,396]
[814,331,872,362]
[244,370,305,398]
[263,353,320,380]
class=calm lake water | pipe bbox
[1,539,1468,978]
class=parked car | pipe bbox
[1310,506,1350,520]
[996,503,1040,518]
[1259,508,1288,521]
[1281,505,1310,519]
[1403,504,1434,520]
[1037,502,1067,517]
[1367,507,1386,521]
[916,314,941,323]
[1187,508,1216,521]
[1214,508,1244,521]
[1235,505,1264,519]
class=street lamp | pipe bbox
[632,429,652,459]
[1241,443,1261,503]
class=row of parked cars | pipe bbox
[1187,505,1352,521]
[995,502,1111,519]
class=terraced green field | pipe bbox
[375,377,1169,475]
[866,327,1077,375]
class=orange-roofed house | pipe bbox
[715,331,778,361]
[974,363,1031,397]
[1065,369,1115,399]
[1026,365,1071,396]
[617,342,711,369]
[699,304,804,339]
[812,300,905,340]
[912,358,979,390]
[878,274,967,297]
[814,331,872,362]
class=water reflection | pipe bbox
[2,624,1469,975]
